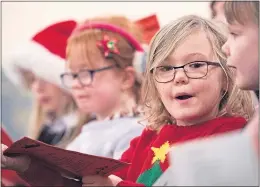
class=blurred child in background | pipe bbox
[222,1,259,152]
[209,0,259,103]
[3,20,90,148]
[64,15,146,159]
[1,15,254,187]
[210,1,226,22]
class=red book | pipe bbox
[4,137,130,183]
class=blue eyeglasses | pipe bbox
[60,65,117,88]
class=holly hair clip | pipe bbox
[97,35,120,58]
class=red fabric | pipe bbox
[32,20,77,59]
[1,128,28,186]
[114,116,247,186]
[16,116,246,187]
[1,128,13,146]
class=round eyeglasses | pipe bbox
[60,65,117,88]
[150,61,221,83]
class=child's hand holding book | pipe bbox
[2,137,129,186]
[1,144,31,173]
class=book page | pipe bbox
[167,131,258,186]
[4,137,130,180]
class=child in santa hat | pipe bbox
[1,15,147,186]
[3,15,147,159]
[1,15,254,187]
[2,20,90,148]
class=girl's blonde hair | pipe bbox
[66,15,144,104]
[21,70,90,148]
[29,98,91,148]
[28,97,75,139]
[142,15,254,131]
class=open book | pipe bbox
[3,137,129,182]
[153,130,258,186]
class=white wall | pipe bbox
[2,2,211,55]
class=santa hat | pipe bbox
[2,20,77,90]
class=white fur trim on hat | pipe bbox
[3,41,67,91]
[133,44,148,83]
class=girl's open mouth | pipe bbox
[176,95,193,100]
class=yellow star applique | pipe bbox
[151,141,170,164]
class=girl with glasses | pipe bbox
[1,15,146,187]
[1,15,254,187]
[80,14,254,187]
[62,16,146,159]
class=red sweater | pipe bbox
[115,116,246,186]
[18,116,246,186]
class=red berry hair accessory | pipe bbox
[96,35,120,58]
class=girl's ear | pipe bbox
[120,66,136,91]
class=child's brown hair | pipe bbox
[224,1,259,25]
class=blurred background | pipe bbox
[2,2,212,140]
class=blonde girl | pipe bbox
[3,20,89,148]
[1,15,254,187]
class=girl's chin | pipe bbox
[173,112,204,122]
[78,105,94,113]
